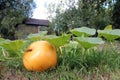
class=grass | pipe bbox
[0,41,120,80]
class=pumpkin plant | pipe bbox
[45,34,71,48]
[70,27,104,49]
[0,39,26,68]
[0,40,25,58]
[23,40,57,72]
[75,37,104,49]
[104,25,112,30]
[27,31,48,41]
[98,25,120,41]
[98,29,120,41]
[71,27,96,37]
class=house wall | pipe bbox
[16,24,38,39]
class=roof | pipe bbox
[23,18,49,26]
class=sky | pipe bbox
[32,0,59,19]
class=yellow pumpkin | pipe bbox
[23,41,57,71]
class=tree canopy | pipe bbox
[0,0,36,39]
[112,0,120,29]
[47,0,119,35]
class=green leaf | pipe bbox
[45,34,71,48]
[0,40,25,57]
[0,47,4,61]
[63,41,79,52]
[27,31,47,38]
[104,25,112,30]
[75,37,104,49]
[27,31,48,41]
[0,38,5,41]
[98,29,120,41]
[71,27,96,37]
[0,38,10,44]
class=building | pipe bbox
[15,18,49,39]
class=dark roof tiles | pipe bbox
[24,18,49,26]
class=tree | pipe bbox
[112,0,120,29]
[47,0,114,34]
[0,0,36,39]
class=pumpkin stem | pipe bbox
[26,49,32,52]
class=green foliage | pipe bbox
[0,26,120,79]
[0,40,25,57]
[27,31,71,48]
[71,27,96,37]
[27,31,48,38]
[75,37,104,49]
[104,25,112,30]
[98,29,120,41]
[85,47,120,71]
[45,34,71,48]
[0,46,5,61]
[58,41,120,72]
[27,31,48,41]
[0,39,26,69]
[112,0,120,28]
[0,38,5,41]
[48,0,113,33]
[0,0,36,39]
[58,42,83,69]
